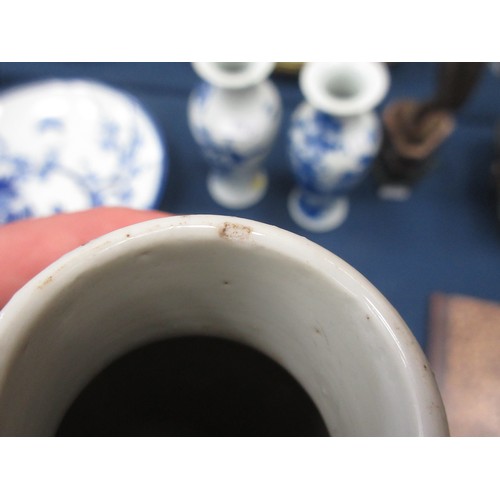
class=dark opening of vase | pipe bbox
[56,336,329,437]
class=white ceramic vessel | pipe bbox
[188,63,282,209]
[0,79,167,224]
[288,63,389,232]
[0,214,448,436]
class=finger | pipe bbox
[0,207,170,309]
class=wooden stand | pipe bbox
[374,100,455,197]
[374,63,484,199]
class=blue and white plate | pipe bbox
[0,79,167,224]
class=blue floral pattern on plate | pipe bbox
[0,79,167,224]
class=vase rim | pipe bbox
[299,62,390,116]
[0,214,448,436]
[192,62,275,89]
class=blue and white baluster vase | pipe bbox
[288,62,390,232]
[188,62,282,209]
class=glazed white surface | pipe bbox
[191,62,275,90]
[0,215,448,436]
[299,62,390,117]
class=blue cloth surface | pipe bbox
[1,62,499,350]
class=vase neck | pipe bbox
[314,109,359,122]
[314,110,344,127]
[192,62,275,90]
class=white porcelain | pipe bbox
[288,62,389,232]
[188,63,282,209]
[0,79,167,224]
[0,215,448,436]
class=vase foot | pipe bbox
[207,171,268,209]
[288,189,349,232]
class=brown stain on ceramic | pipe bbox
[38,275,53,289]
[218,222,252,241]
[16,334,31,356]
[313,325,331,350]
